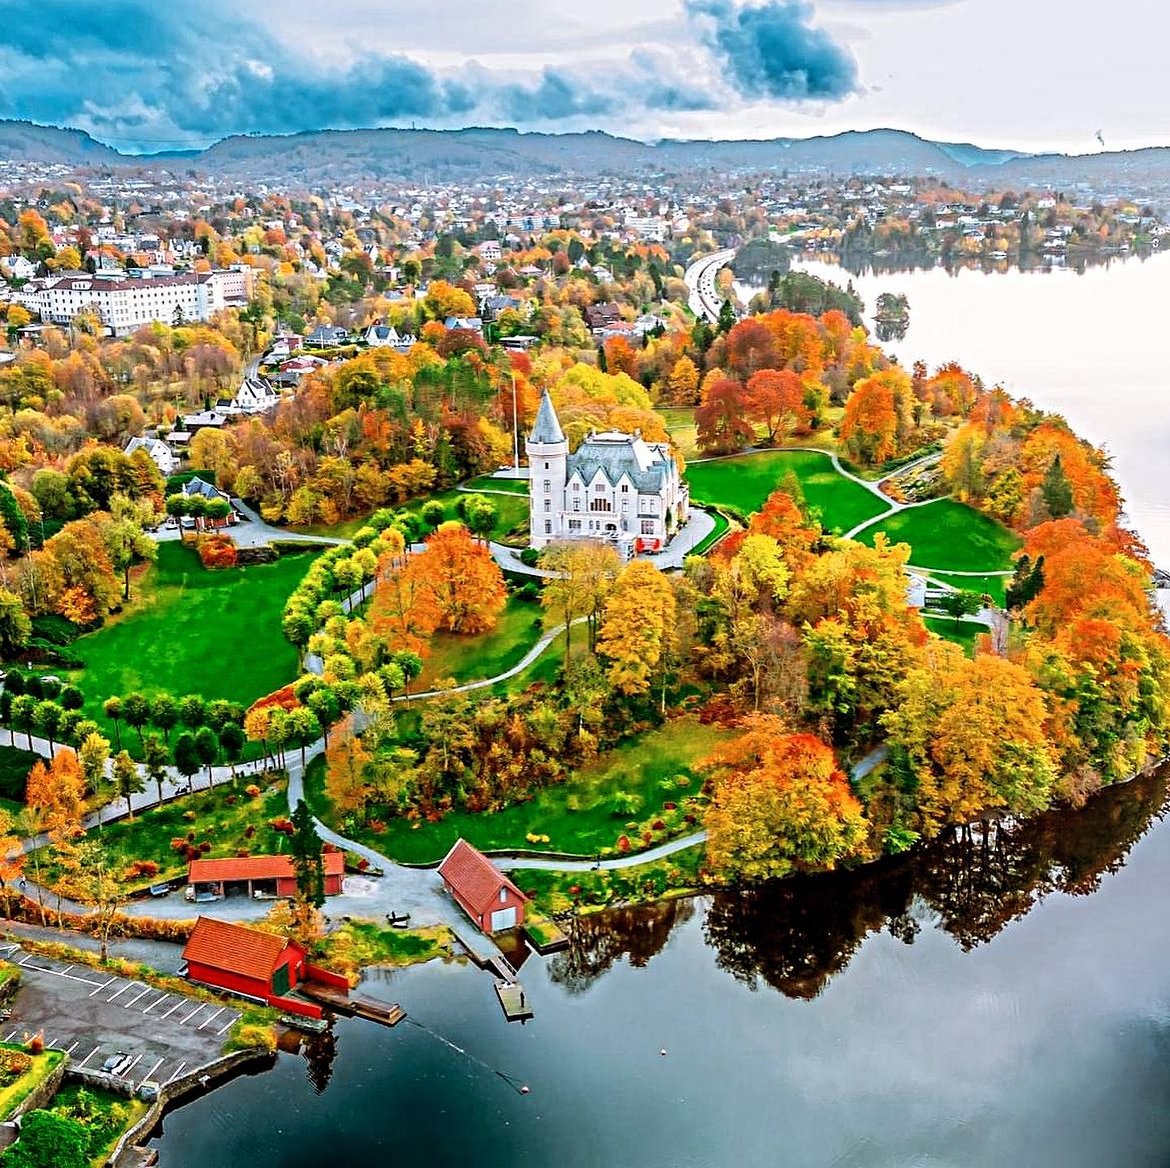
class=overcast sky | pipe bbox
[0,0,1159,154]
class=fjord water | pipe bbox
[154,257,1170,1167]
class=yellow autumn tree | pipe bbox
[597,560,677,701]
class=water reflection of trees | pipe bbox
[705,769,1168,998]
[301,1026,339,1095]
[546,900,695,994]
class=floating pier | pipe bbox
[299,983,406,1027]
[494,980,534,1022]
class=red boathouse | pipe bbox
[182,916,309,1002]
[186,851,345,901]
[438,838,528,935]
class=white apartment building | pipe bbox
[14,268,252,336]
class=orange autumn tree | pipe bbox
[701,718,867,881]
[406,521,506,635]
[743,368,810,445]
[839,368,913,466]
[369,554,441,656]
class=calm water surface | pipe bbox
[155,260,1170,1167]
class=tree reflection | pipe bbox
[547,900,695,994]
[302,1024,338,1095]
[704,767,1169,998]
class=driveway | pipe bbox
[0,940,238,1092]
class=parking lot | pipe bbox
[0,942,239,1091]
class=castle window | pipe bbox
[589,498,612,513]
[641,520,655,535]
[621,483,629,493]
[544,520,552,534]
[594,483,605,493]
[572,499,580,512]
[569,519,582,532]
[544,499,551,512]
[572,482,579,491]
[544,462,549,470]
[543,480,551,492]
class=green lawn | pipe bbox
[62,543,318,749]
[923,616,983,656]
[417,594,544,688]
[31,777,292,894]
[0,1045,65,1122]
[307,717,728,864]
[926,570,1009,607]
[855,499,1022,572]
[690,509,732,556]
[462,475,530,496]
[660,407,700,460]
[686,450,890,533]
[422,489,529,545]
[51,1083,148,1165]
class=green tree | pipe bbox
[219,722,245,778]
[1041,454,1074,519]
[172,732,199,790]
[150,694,179,744]
[111,749,144,818]
[78,730,110,794]
[102,696,123,750]
[178,694,208,732]
[289,797,325,909]
[938,589,983,628]
[10,694,36,751]
[100,494,158,600]
[142,735,169,805]
[194,725,219,788]
[0,589,31,656]
[33,701,62,752]
[3,1107,89,1168]
[121,692,151,748]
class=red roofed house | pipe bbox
[181,916,309,1004]
[186,852,345,902]
[438,839,528,934]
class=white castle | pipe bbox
[526,389,689,554]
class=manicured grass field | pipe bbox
[31,778,291,893]
[686,450,890,533]
[0,1044,65,1121]
[660,407,701,460]
[416,594,544,688]
[64,543,318,744]
[923,616,983,656]
[307,717,729,864]
[855,499,1022,572]
[425,489,529,544]
[462,475,530,496]
[927,570,1010,607]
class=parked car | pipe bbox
[101,1052,128,1074]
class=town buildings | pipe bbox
[439,839,528,934]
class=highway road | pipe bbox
[684,247,737,321]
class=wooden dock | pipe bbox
[494,980,533,1021]
[299,983,406,1028]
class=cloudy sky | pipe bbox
[0,0,1159,154]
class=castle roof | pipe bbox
[569,431,674,493]
[529,389,566,445]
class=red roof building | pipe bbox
[186,852,344,901]
[438,839,528,935]
[181,916,309,1004]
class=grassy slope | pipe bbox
[32,778,292,893]
[462,475,529,496]
[686,450,889,533]
[857,499,1022,572]
[64,543,318,745]
[926,570,1009,607]
[923,616,983,656]
[416,594,544,689]
[307,717,728,864]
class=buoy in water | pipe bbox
[520,1085,530,1095]
[660,1049,667,1057]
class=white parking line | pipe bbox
[118,1053,143,1079]
[160,1000,184,1021]
[3,1031,15,1043]
[107,982,138,1003]
[89,978,115,998]
[216,1017,236,1037]
[142,1057,164,1083]
[126,988,151,1008]
[143,995,168,1014]
[65,1041,78,1055]
[166,1061,186,1084]
[179,1004,205,1026]
[77,1046,101,1069]
[197,1007,225,1031]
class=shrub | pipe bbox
[122,860,160,880]
[617,835,631,852]
[197,533,239,569]
[25,1031,44,1054]
[611,791,643,818]
[651,819,666,831]
[245,784,261,798]
[519,547,540,568]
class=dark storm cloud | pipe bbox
[0,0,853,148]
[686,0,859,100]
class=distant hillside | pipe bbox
[0,119,1166,194]
[0,120,122,165]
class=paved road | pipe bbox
[685,248,737,320]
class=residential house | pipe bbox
[364,323,412,350]
[439,839,528,934]
[124,436,176,477]
[444,316,483,333]
[304,325,350,348]
[583,303,622,333]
